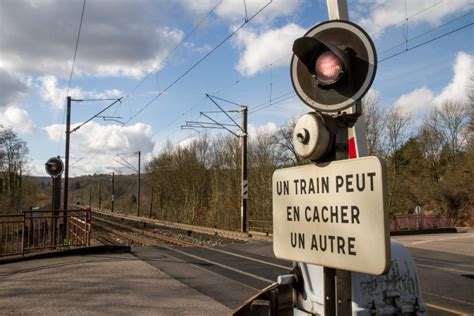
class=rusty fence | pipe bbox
[390,215,453,231]
[0,209,91,258]
[248,219,274,236]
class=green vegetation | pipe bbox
[0,126,38,214]
[2,84,472,227]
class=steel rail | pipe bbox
[92,215,195,247]
[92,217,276,283]
[92,212,290,270]
[92,210,250,241]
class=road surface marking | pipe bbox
[426,302,467,315]
[424,291,474,306]
[417,263,474,275]
[416,257,474,270]
[152,243,275,284]
[411,234,474,245]
[205,247,290,270]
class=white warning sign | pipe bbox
[272,156,390,275]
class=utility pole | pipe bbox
[63,96,71,235]
[241,106,248,233]
[63,96,122,214]
[98,179,102,210]
[89,185,92,209]
[137,151,141,217]
[181,94,249,233]
[111,172,115,213]
[149,186,153,219]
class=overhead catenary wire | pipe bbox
[77,1,273,169]
[138,16,473,155]
[66,0,86,97]
[380,22,473,63]
[70,97,123,133]
[123,0,273,126]
[372,0,444,38]
[77,0,471,174]
[124,0,223,99]
[58,0,87,155]
[378,10,473,55]
[163,51,291,134]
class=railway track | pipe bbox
[92,215,196,247]
[91,209,255,241]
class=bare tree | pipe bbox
[272,119,301,166]
[382,105,411,214]
[0,127,29,213]
[362,90,384,155]
[426,100,469,158]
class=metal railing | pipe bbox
[0,209,91,258]
[248,219,273,235]
[390,215,453,231]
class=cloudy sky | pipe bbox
[0,0,472,176]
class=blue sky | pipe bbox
[0,0,472,176]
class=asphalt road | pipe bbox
[0,252,231,315]
[134,232,474,315]
[394,232,474,315]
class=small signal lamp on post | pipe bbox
[45,156,64,244]
[290,20,377,163]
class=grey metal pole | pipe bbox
[241,107,248,233]
[137,151,141,217]
[64,97,71,212]
[324,1,352,315]
[327,0,349,20]
[111,172,115,213]
[98,179,102,210]
[149,186,153,219]
[64,97,71,234]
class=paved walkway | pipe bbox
[0,253,230,315]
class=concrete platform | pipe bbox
[0,252,231,315]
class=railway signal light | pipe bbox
[291,20,377,112]
[45,157,64,178]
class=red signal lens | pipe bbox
[314,51,344,85]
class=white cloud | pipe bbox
[391,51,473,118]
[433,51,473,106]
[234,23,306,76]
[0,69,31,107]
[38,76,83,110]
[248,122,278,139]
[37,75,123,110]
[44,121,154,175]
[393,87,435,116]
[181,0,301,25]
[0,106,36,134]
[358,0,473,36]
[216,0,301,24]
[178,135,201,149]
[0,1,184,78]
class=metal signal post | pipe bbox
[287,0,379,314]
[182,96,249,233]
[240,106,248,233]
[64,96,71,233]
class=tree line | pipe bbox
[145,85,472,229]
[0,126,38,214]
[1,79,472,227]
